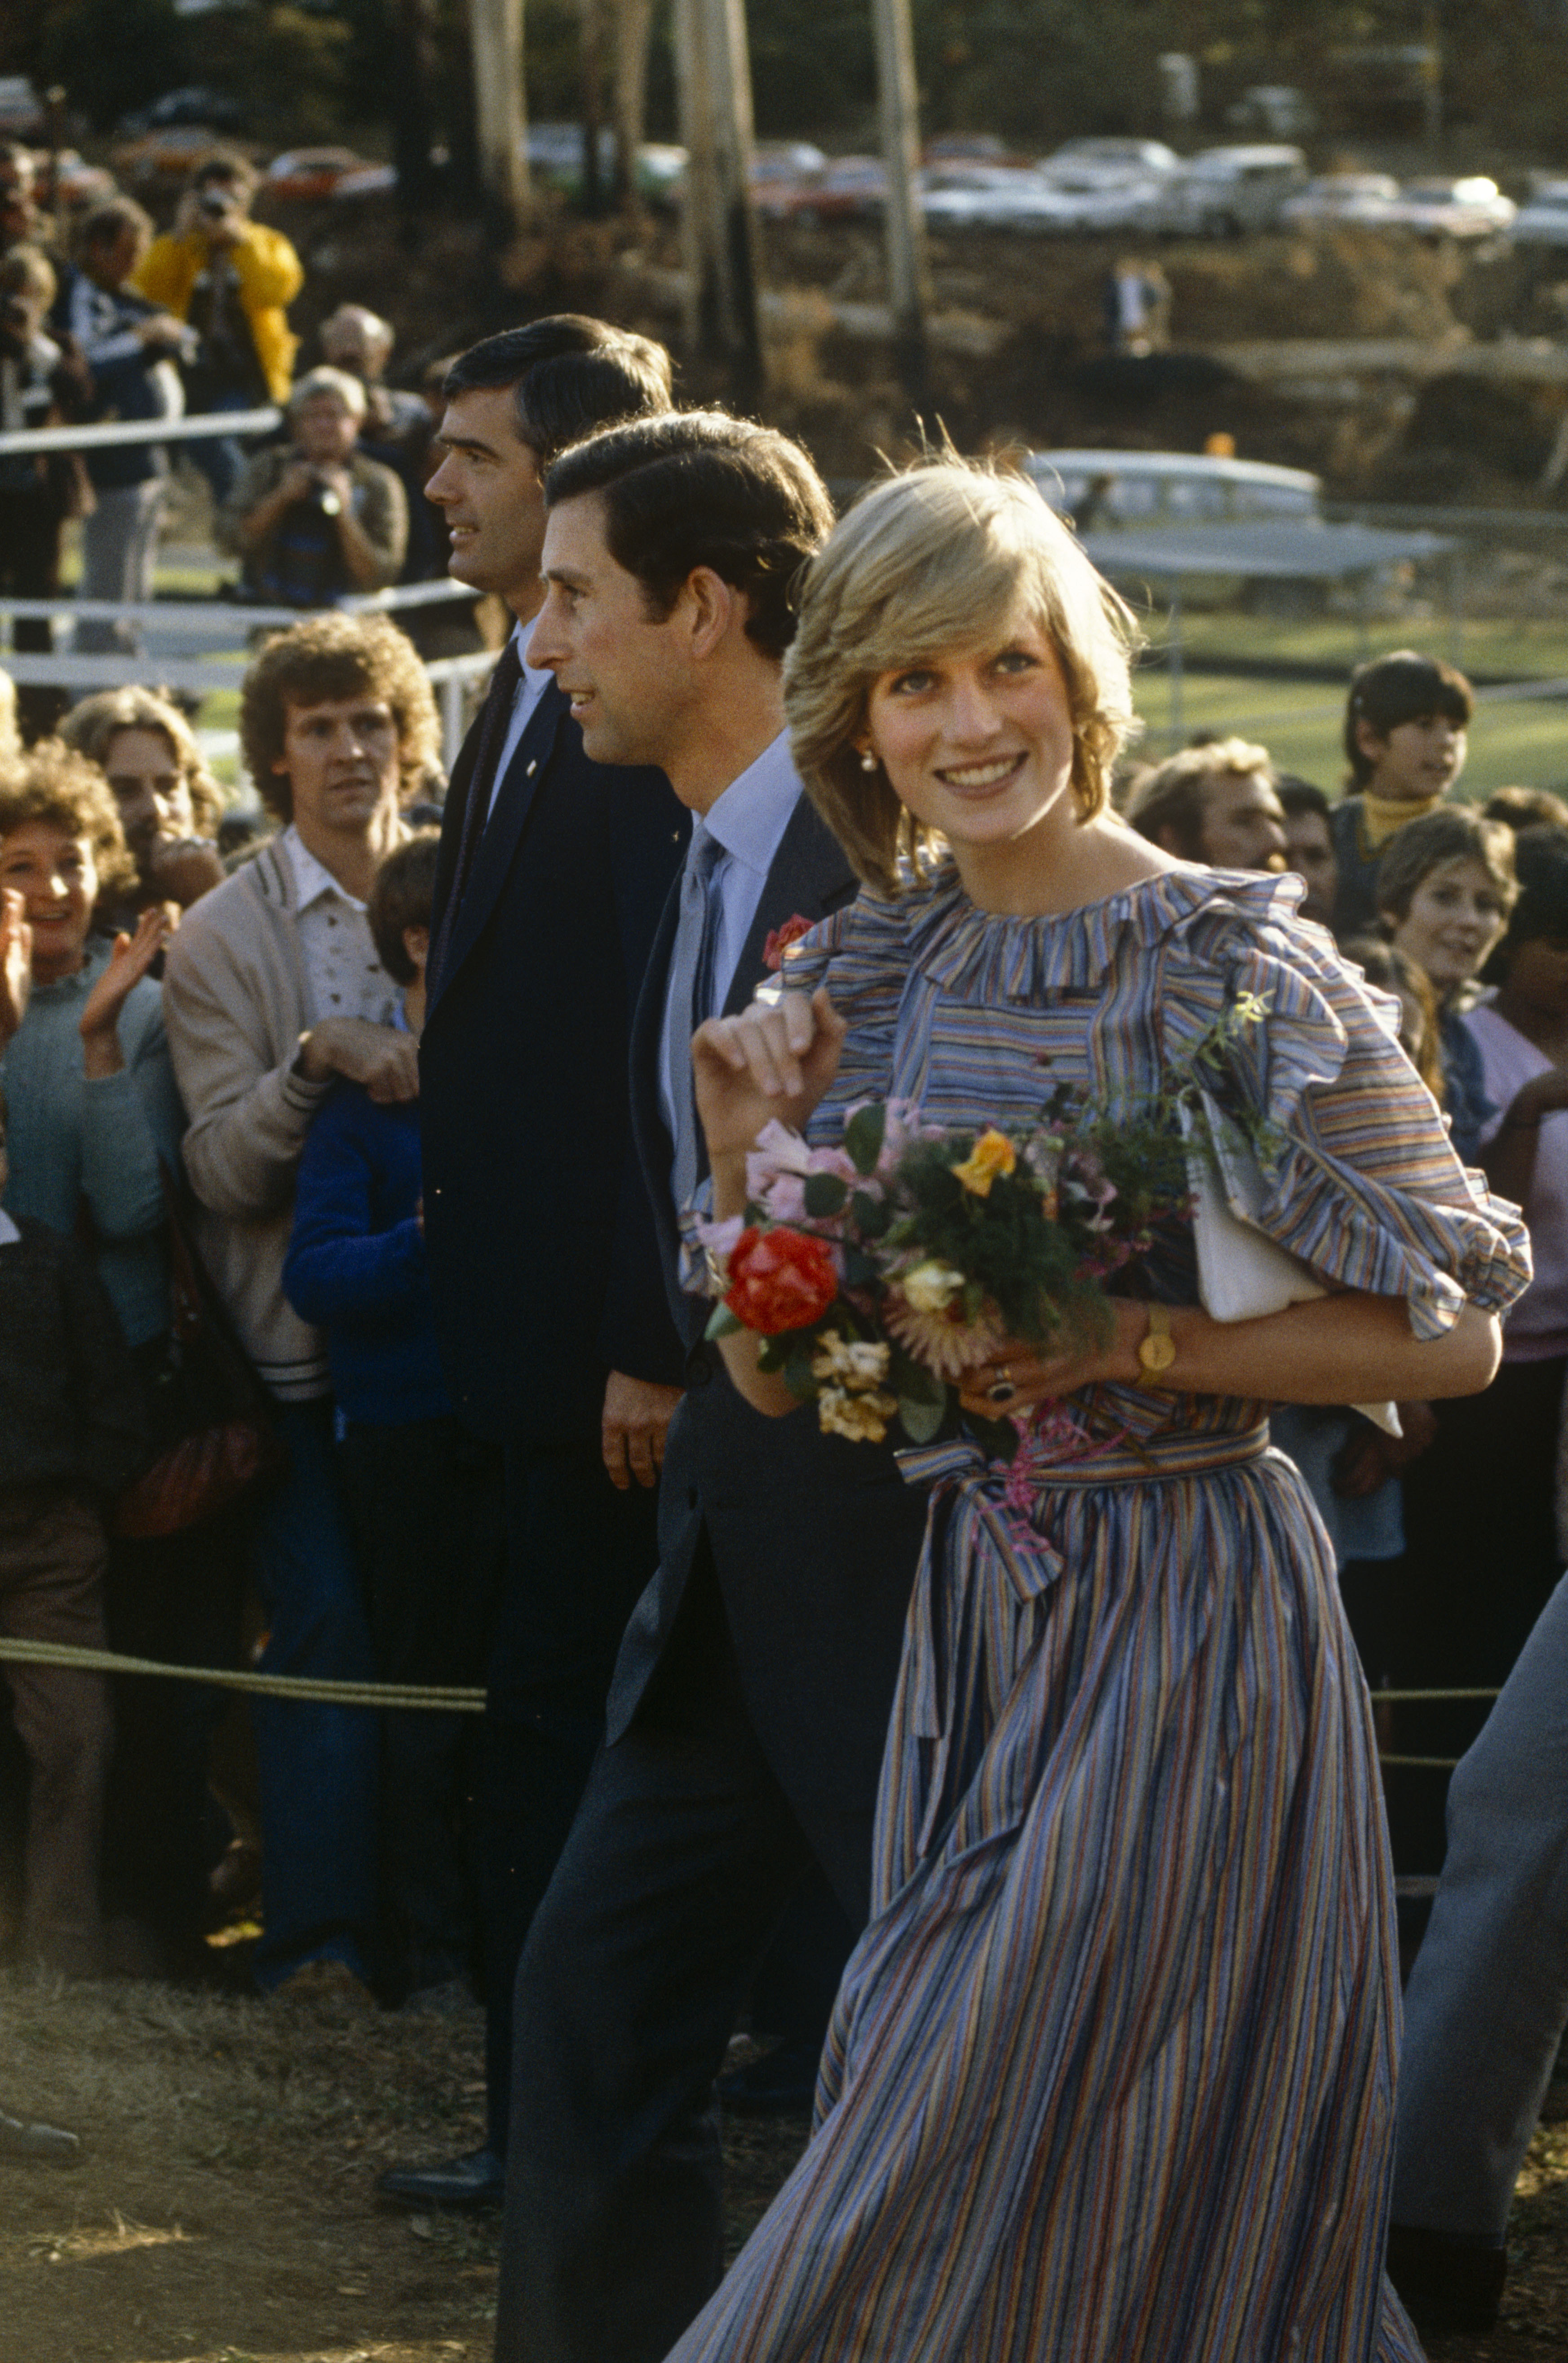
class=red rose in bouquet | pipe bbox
[723,1226,839,1334]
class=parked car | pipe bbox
[1025,448,1322,527]
[116,87,244,136]
[919,165,1081,235]
[111,126,258,186]
[1034,163,1170,233]
[264,146,376,203]
[0,78,45,139]
[923,134,1014,166]
[1039,137,1179,181]
[1279,172,1400,229]
[751,141,828,186]
[1510,179,1568,251]
[1382,175,1516,238]
[754,155,887,224]
[331,162,398,202]
[1224,86,1317,139]
[1147,145,1308,236]
[520,122,685,206]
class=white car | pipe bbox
[919,166,1082,235]
[1024,448,1322,528]
[1382,176,1517,238]
[1034,166,1170,234]
[1279,173,1400,228]
[1148,146,1309,236]
[1510,179,1568,250]
[1039,137,1180,182]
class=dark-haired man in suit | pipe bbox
[379,319,688,2210]
[495,412,929,2362]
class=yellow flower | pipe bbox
[811,1330,892,1392]
[817,1384,899,1444]
[951,1128,1017,1197]
[899,1260,966,1314]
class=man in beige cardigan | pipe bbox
[161,611,434,1998]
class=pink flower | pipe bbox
[746,1122,857,1225]
[763,915,815,971]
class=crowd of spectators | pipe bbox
[0,183,1565,2332]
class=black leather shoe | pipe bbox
[377,2146,505,2208]
[717,2037,821,2116]
[1386,2222,1506,2336]
[0,2108,80,2163]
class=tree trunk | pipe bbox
[609,0,654,215]
[580,0,606,217]
[470,0,529,245]
[673,0,764,405]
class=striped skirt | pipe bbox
[664,1430,1425,2363]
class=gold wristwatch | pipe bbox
[1137,1301,1177,1382]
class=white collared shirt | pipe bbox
[487,622,554,822]
[0,1209,18,1248]
[282,824,399,1030]
[658,729,801,1146]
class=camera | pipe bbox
[198,193,232,222]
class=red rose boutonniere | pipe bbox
[763,914,814,971]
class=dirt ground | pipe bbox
[3,1967,1568,2363]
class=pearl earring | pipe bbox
[859,749,877,772]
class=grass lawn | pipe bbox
[1133,661,1568,799]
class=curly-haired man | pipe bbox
[162,611,436,2000]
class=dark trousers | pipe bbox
[248,1398,379,1989]
[1387,1354,1568,1875]
[0,1492,112,1977]
[337,1416,505,1995]
[480,1431,661,2157]
[102,1507,248,1945]
[0,488,66,739]
[495,1561,821,2363]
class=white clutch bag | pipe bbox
[1183,1095,1400,1438]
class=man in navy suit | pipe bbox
[379,320,688,2209]
[493,414,930,2360]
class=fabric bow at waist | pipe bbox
[877,1426,1270,1876]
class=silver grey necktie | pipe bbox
[668,827,726,1215]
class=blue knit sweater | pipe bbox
[282,1080,451,1425]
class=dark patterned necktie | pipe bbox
[429,637,524,993]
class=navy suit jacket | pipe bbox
[609,788,929,1914]
[419,674,689,1442]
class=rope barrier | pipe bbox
[0,1634,1506,1759]
[0,1636,485,1712]
[1372,1687,1501,1704]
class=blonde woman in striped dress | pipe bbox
[682,461,1530,2363]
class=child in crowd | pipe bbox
[1375,803,1516,1166]
[0,1084,146,1975]
[283,832,503,2002]
[1333,649,1474,937]
[1394,827,1568,1872]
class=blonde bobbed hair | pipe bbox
[783,459,1142,892]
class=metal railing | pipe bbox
[0,407,501,768]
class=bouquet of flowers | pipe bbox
[696,998,1270,1453]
